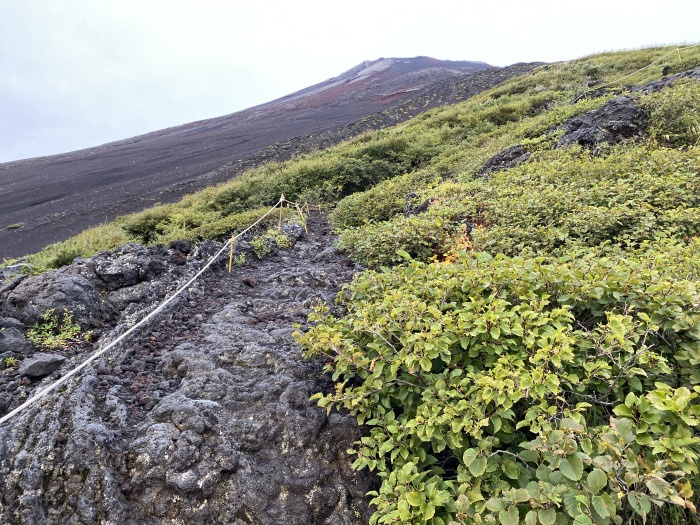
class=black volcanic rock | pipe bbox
[0,215,375,524]
[556,96,645,149]
[0,270,112,329]
[18,353,66,379]
[478,145,532,176]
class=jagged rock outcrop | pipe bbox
[478,66,700,174]
[0,215,373,524]
[477,144,532,177]
[0,270,112,329]
[555,95,646,149]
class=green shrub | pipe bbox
[329,170,441,230]
[337,208,469,267]
[28,308,89,349]
[117,205,174,243]
[339,145,700,267]
[24,223,130,271]
[640,79,700,147]
[297,246,700,525]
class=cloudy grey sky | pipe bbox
[1,0,698,163]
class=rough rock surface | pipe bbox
[0,215,374,524]
[0,268,115,330]
[17,353,67,379]
[555,95,646,149]
[477,144,532,177]
[0,318,32,358]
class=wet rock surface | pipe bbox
[0,215,373,524]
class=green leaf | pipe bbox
[610,418,635,444]
[406,491,424,507]
[561,454,584,481]
[539,508,557,525]
[587,469,607,493]
[486,497,507,512]
[510,488,531,503]
[422,501,436,520]
[468,455,488,477]
[592,495,610,519]
[499,505,519,525]
[525,510,538,525]
[635,432,653,445]
[463,448,478,467]
[503,460,519,480]
[573,515,593,525]
[396,249,411,260]
[646,477,671,497]
[628,376,643,392]
[612,404,633,417]
[627,491,651,516]
[519,450,539,462]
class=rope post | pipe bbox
[279,194,285,232]
[295,203,308,233]
[228,233,235,273]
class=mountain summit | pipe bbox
[276,56,490,106]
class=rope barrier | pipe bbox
[0,196,287,427]
[574,44,700,101]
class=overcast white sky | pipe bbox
[0,0,698,163]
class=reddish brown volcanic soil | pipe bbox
[0,58,539,260]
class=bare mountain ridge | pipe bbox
[0,57,537,260]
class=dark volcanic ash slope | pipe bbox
[0,214,374,524]
[0,58,540,261]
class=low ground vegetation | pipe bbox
[298,47,700,525]
[5,45,700,525]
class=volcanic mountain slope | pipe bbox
[0,57,542,260]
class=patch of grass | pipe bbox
[27,308,91,349]
[23,222,130,272]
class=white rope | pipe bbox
[578,44,700,97]
[0,196,285,427]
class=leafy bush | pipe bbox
[339,145,700,267]
[28,308,89,349]
[117,205,174,243]
[640,79,700,147]
[337,210,468,267]
[297,246,700,525]
[24,223,130,271]
[329,170,441,229]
